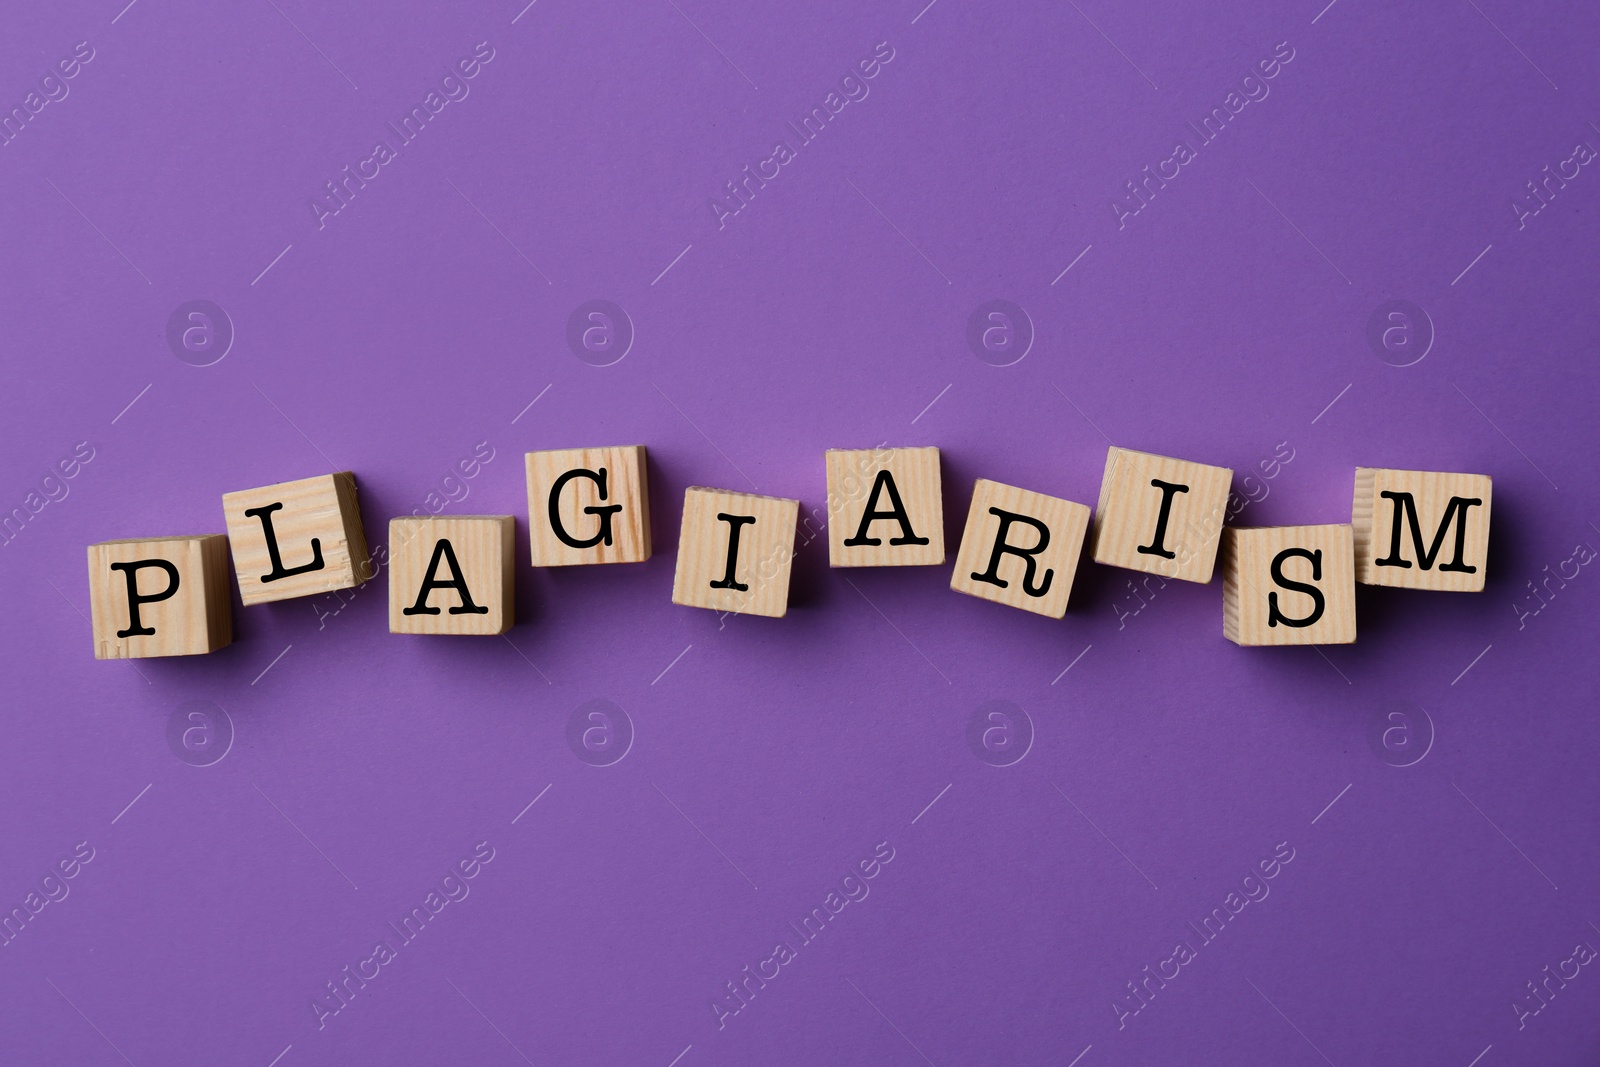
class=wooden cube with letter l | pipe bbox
[1352,468,1491,592]
[221,472,370,605]
[388,516,515,635]
[86,535,233,659]
[1090,446,1232,583]
[825,447,944,567]
[950,479,1091,618]
[1222,524,1356,646]
[672,487,798,618]
[525,446,651,566]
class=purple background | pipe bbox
[2,0,1598,1064]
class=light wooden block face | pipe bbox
[1090,446,1233,583]
[525,446,652,566]
[825,447,944,567]
[221,473,370,605]
[1352,468,1492,592]
[672,487,798,618]
[950,479,1091,618]
[1223,525,1356,646]
[388,517,515,635]
[86,535,232,659]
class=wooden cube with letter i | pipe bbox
[1352,467,1491,592]
[1222,524,1356,646]
[86,535,233,659]
[671,487,798,618]
[1090,446,1233,583]
[388,516,515,635]
[950,479,1091,618]
[222,472,371,604]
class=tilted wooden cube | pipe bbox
[388,516,515,635]
[87,535,233,659]
[525,446,651,566]
[950,479,1091,618]
[672,487,798,618]
[221,472,370,605]
[1352,468,1491,592]
[1222,524,1356,646]
[1090,446,1233,583]
[825,447,944,567]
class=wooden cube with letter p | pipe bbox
[221,472,370,605]
[388,516,514,635]
[1352,468,1491,592]
[672,487,798,618]
[950,479,1090,618]
[86,535,232,659]
[825,447,944,567]
[525,446,651,566]
[1222,525,1356,646]
[1091,446,1232,583]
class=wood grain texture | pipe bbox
[221,472,370,605]
[525,446,651,566]
[825,447,944,567]
[388,516,515,635]
[671,487,798,618]
[950,479,1091,618]
[1222,524,1356,646]
[1352,467,1491,591]
[1089,446,1232,583]
[87,535,232,659]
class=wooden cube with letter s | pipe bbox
[1222,524,1356,646]
[389,516,515,635]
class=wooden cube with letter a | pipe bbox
[1222,525,1356,646]
[388,516,514,635]
[86,535,232,659]
[221,472,370,605]
[1090,446,1232,583]
[672,487,798,618]
[525,446,651,566]
[825,447,944,567]
[950,479,1091,618]
[1352,468,1491,592]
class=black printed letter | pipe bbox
[402,540,487,615]
[843,471,930,547]
[970,508,1053,597]
[243,501,326,583]
[548,468,622,550]
[1374,492,1482,573]
[109,559,180,637]
[710,513,756,591]
[1267,547,1325,628]
[1136,479,1189,559]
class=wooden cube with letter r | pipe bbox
[1352,468,1491,592]
[950,479,1090,618]
[1223,525,1356,646]
[86,535,233,659]
[388,516,514,635]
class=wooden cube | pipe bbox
[525,446,651,566]
[1352,468,1491,592]
[388,516,514,635]
[1222,525,1356,646]
[825,447,944,567]
[671,487,798,618]
[950,479,1091,618]
[221,472,370,605]
[86,535,232,659]
[1090,446,1232,583]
